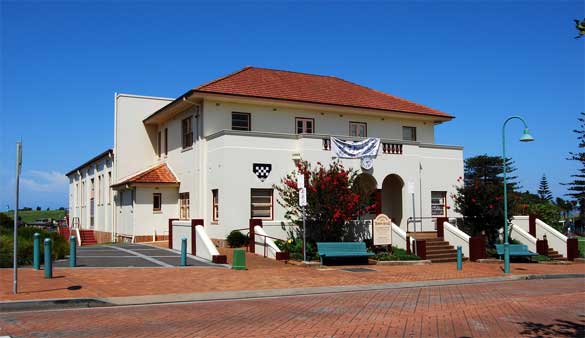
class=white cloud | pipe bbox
[20,170,68,193]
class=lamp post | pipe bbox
[502,116,534,274]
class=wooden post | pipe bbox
[375,189,382,216]
[529,214,536,237]
[415,239,426,259]
[191,219,204,255]
[406,235,411,254]
[469,236,487,261]
[536,239,548,256]
[436,217,448,239]
[168,218,178,249]
[567,238,579,261]
[249,219,262,254]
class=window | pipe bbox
[182,117,193,149]
[431,191,447,217]
[232,112,251,131]
[157,131,162,157]
[76,183,79,206]
[251,189,273,220]
[402,126,417,141]
[212,189,219,222]
[179,192,190,219]
[153,193,162,212]
[349,122,367,137]
[296,117,314,134]
[164,128,168,156]
[97,175,102,205]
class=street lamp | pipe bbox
[502,116,534,274]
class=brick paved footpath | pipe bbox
[1,278,584,337]
[1,261,584,301]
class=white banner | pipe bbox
[330,137,380,159]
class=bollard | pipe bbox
[232,249,246,270]
[69,236,77,268]
[456,245,463,271]
[180,237,187,266]
[44,238,52,279]
[33,233,41,270]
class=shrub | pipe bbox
[0,227,68,268]
[275,237,318,261]
[226,230,248,248]
[375,246,420,261]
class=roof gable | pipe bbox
[113,163,178,187]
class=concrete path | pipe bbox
[1,278,583,337]
[52,243,216,268]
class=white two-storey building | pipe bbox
[67,66,463,244]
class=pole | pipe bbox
[503,120,510,274]
[33,233,41,270]
[419,162,422,231]
[13,141,22,294]
[180,237,187,266]
[412,193,416,232]
[44,238,52,279]
[69,236,77,268]
[302,206,306,262]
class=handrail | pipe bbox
[535,219,567,241]
[443,222,470,242]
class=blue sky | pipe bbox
[1,1,583,210]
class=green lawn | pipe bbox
[578,236,585,258]
[1,209,66,224]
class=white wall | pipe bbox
[133,186,178,239]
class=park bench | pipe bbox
[495,244,538,261]
[317,242,374,265]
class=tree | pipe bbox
[454,155,519,247]
[537,174,553,202]
[556,197,575,220]
[575,18,585,39]
[274,160,367,243]
[564,113,585,219]
[36,206,41,211]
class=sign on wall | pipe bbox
[373,213,392,246]
[253,163,272,182]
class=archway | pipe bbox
[381,174,404,226]
[352,173,378,220]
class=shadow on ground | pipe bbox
[517,317,585,337]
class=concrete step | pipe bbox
[426,248,458,255]
[426,252,458,259]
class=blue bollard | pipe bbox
[456,245,463,271]
[33,233,41,270]
[69,236,77,268]
[504,242,510,274]
[44,238,52,279]
[180,237,187,266]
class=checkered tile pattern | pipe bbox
[253,163,272,182]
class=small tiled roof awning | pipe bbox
[112,163,179,188]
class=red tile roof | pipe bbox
[114,163,178,187]
[195,67,451,119]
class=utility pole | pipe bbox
[13,141,22,294]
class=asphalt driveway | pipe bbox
[53,243,217,268]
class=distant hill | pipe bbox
[1,209,66,224]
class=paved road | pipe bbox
[1,278,584,337]
[52,243,216,268]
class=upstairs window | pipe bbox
[251,189,273,220]
[164,128,168,156]
[157,131,162,157]
[296,117,314,134]
[402,126,417,141]
[212,189,219,222]
[182,117,193,149]
[232,112,251,131]
[349,122,367,137]
[431,191,447,217]
[153,193,162,212]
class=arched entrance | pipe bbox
[352,173,378,220]
[381,174,404,225]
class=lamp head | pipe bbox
[520,128,534,142]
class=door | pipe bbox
[118,189,134,236]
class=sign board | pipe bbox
[407,181,415,194]
[299,187,307,207]
[296,174,305,189]
[373,213,392,246]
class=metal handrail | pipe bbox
[233,228,286,258]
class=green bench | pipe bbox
[495,244,538,261]
[317,242,374,265]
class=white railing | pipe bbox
[195,225,221,261]
[254,225,281,259]
[536,219,567,258]
[171,220,192,253]
[507,223,537,253]
[511,216,529,232]
[444,222,470,257]
[74,228,82,246]
[391,222,415,251]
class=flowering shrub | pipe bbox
[274,160,364,243]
